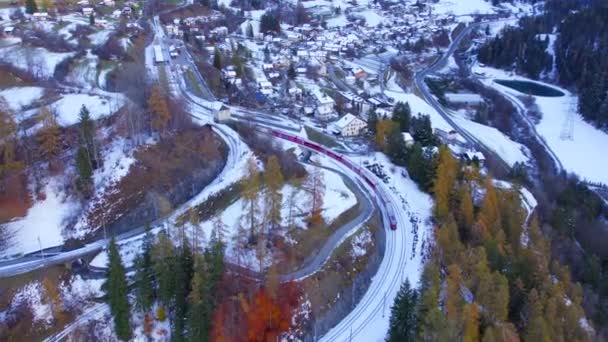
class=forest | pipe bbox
[387,147,594,341]
[478,0,608,127]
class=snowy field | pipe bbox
[476,65,608,185]
[0,45,74,79]
[0,86,45,112]
[1,178,79,258]
[51,93,124,126]
[431,0,495,16]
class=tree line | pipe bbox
[387,147,594,341]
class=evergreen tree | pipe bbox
[78,105,97,167]
[385,131,407,166]
[388,280,419,342]
[367,109,378,134]
[133,229,155,313]
[76,145,93,188]
[206,218,226,288]
[411,114,435,146]
[213,47,223,70]
[152,232,176,308]
[392,102,412,132]
[524,289,551,342]
[172,242,193,341]
[186,256,211,341]
[407,143,436,192]
[246,22,254,38]
[260,11,281,33]
[89,13,95,25]
[287,63,296,79]
[25,0,38,14]
[104,238,132,341]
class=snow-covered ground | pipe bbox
[65,50,100,89]
[431,0,496,16]
[90,162,357,272]
[0,86,45,112]
[1,178,79,258]
[321,152,434,341]
[385,73,529,166]
[476,65,608,185]
[9,281,53,326]
[0,45,74,79]
[51,93,124,127]
[69,138,152,239]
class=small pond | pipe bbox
[495,79,565,97]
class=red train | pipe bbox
[270,129,398,230]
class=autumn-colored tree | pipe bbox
[417,262,448,341]
[458,184,475,235]
[245,286,296,342]
[462,303,480,342]
[524,289,550,342]
[433,145,458,222]
[0,106,23,177]
[265,264,280,300]
[435,217,463,266]
[478,179,501,236]
[188,207,204,253]
[264,155,284,231]
[242,157,261,242]
[42,278,68,326]
[305,162,325,226]
[476,271,509,323]
[37,106,61,167]
[147,86,171,135]
[375,119,399,150]
[445,264,463,320]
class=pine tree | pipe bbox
[246,22,254,38]
[375,119,398,150]
[104,238,132,341]
[264,155,284,231]
[387,279,419,342]
[242,157,261,243]
[172,242,193,341]
[411,114,435,146]
[367,109,378,134]
[147,86,171,135]
[37,106,61,164]
[213,47,223,70]
[76,145,93,188]
[133,229,155,313]
[187,256,211,341]
[392,102,412,132]
[386,131,407,166]
[479,179,501,236]
[78,105,97,167]
[206,219,225,289]
[152,232,176,308]
[417,263,448,341]
[25,0,38,14]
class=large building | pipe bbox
[332,113,367,136]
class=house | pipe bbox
[444,93,484,106]
[332,114,367,136]
[95,19,109,27]
[3,26,15,36]
[213,102,231,122]
[463,150,486,166]
[121,6,132,16]
[259,81,273,96]
[313,90,336,121]
[82,7,94,16]
[353,67,367,79]
[402,132,414,146]
[32,12,49,21]
[104,0,116,6]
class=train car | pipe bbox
[386,204,397,230]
